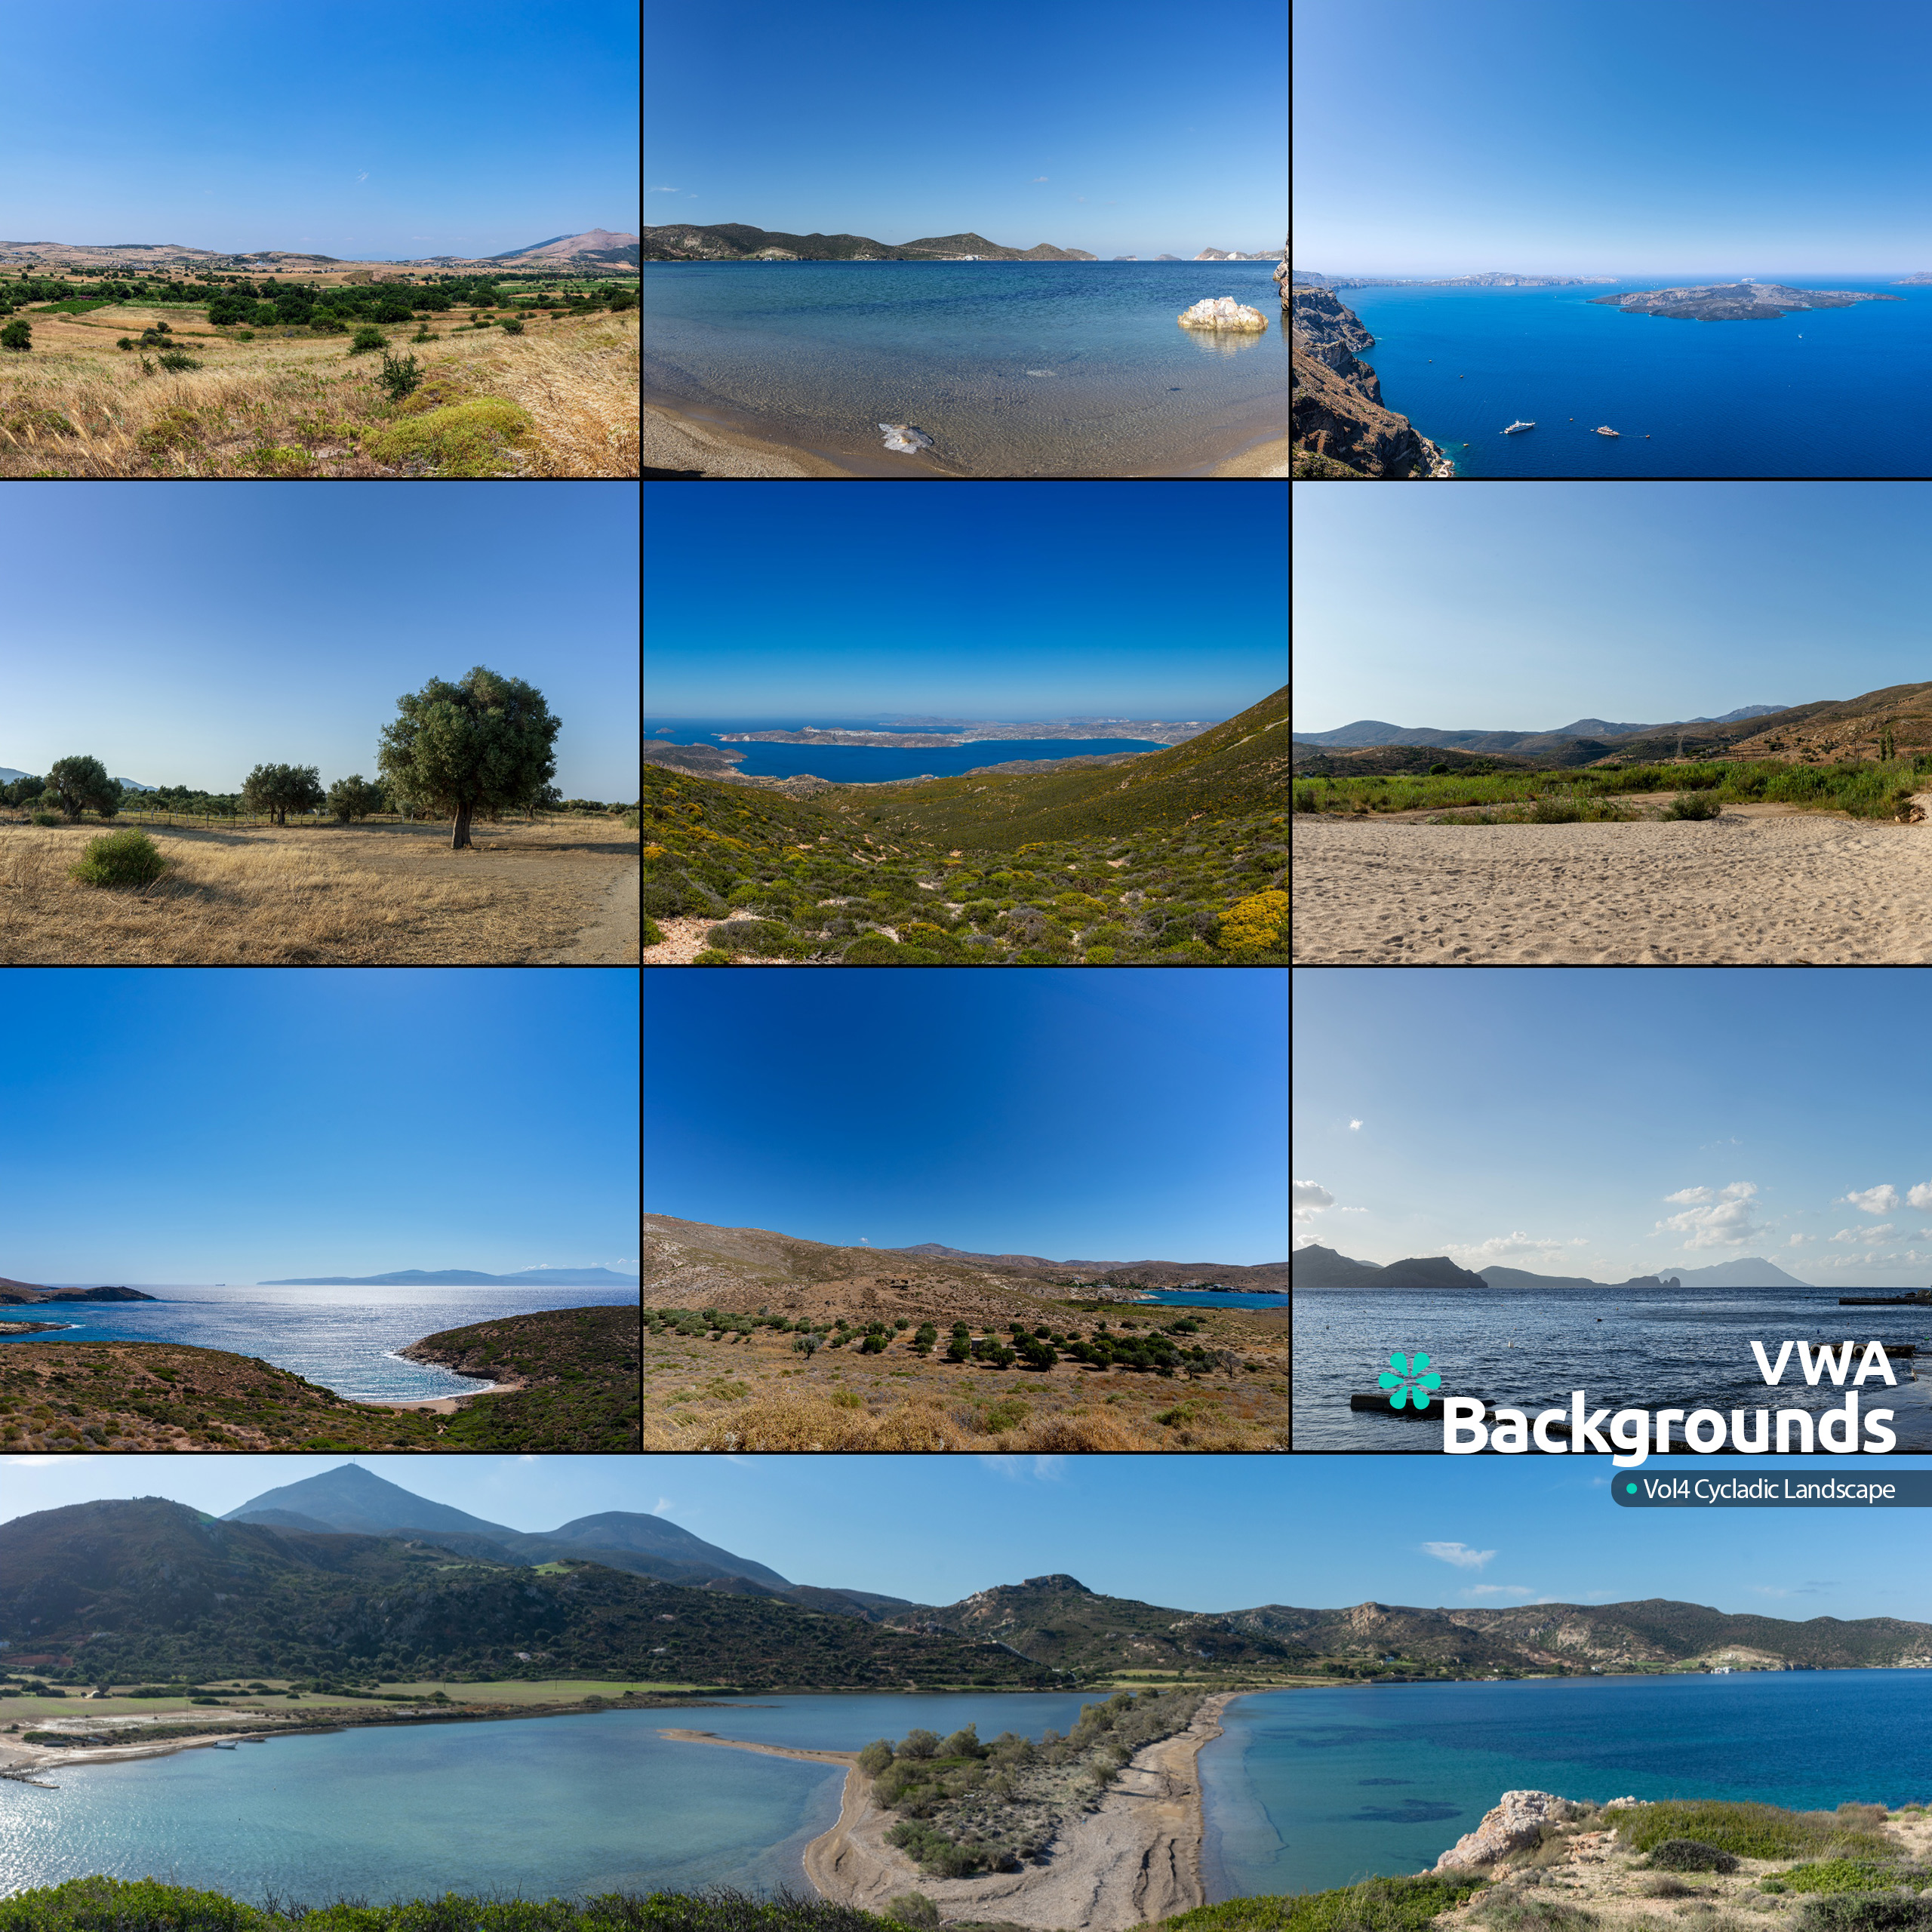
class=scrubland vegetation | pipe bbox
[1294,755,1932,825]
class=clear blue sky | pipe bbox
[1294,969,1932,1287]
[1294,484,1932,731]
[0,485,639,798]
[644,0,1284,259]
[646,970,1287,1263]
[9,0,636,260]
[646,485,1287,718]
[1295,0,1932,276]
[8,1453,1925,1625]
[0,971,639,1283]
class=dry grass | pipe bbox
[0,817,634,962]
[0,304,637,477]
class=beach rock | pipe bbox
[1178,297,1268,331]
[1435,1791,1573,1872]
[878,423,935,454]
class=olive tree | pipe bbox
[242,762,325,826]
[45,755,122,820]
[326,774,383,823]
[377,665,560,851]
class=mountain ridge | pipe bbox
[260,1266,638,1286]
[1294,1243,1819,1291]
[642,222,1097,263]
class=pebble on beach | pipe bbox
[1177,297,1268,331]
[878,423,936,454]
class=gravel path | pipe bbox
[544,860,639,963]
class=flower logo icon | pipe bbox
[1379,1350,1441,1411]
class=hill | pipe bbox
[262,1266,639,1286]
[641,222,1096,262]
[488,229,640,265]
[1289,1244,1485,1289]
[642,687,1287,964]
[1294,1246,1820,1293]
[1651,1257,1817,1289]
[889,1243,1290,1291]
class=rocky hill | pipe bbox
[1590,282,1900,321]
[890,1243,1288,1291]
[1290,1244,1484,1289]
[487,229,638,265]
[1291,286,1452,478]
[642,223,1095,262]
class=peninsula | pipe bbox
[0,1278,155,1305]
[1589,281,1903,320]
[643,223,1097,263]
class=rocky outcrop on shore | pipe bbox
[1291,287,1453,478]
[1178,296,1267,331]
[1435,1791,1585,1870]
[1275,235,1288,309]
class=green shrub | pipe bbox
[1084,944,1117,963]
[1157,1875,1487,1932]
[0,319,30,351]
[1609,1801,1893,1862]
[69,829,165,888]
[157,349,202,372]
[503,318,525,334]
[29,812,58,828]
[1782,1864,1932,1896]
[843,934,904,964]
[641,915,664,946]
[705,918,791,955]
[237,328,255,340]
[361,396,532,476]
[1649,1840,1739,1873]
[377,349,423,400]
[1530,796,1582,823]
[1798,1900,1932,1932]
[1663,792,1721,821]
[349,325,386,355]
[692,948,732,965]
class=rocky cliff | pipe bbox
[1291,286,1452,478]
[1275,235,1288,309]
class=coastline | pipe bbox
[664,1690,1238,1930]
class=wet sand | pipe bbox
[1292,810,1932,963]
[663,1693,1235,1930]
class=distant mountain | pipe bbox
[487,228,639,266]
[1656,1257,1817,1289]
[1480,1266,1678,1292]
[1296,1246,1820,1293]
[260,1266,639,1286]
[1195,248,1280,261]
[1291,1244,1484,1289]
[1294,709,1786,751]
[643,222,1095,263]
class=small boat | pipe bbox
[1595,425,1620,436]
[1502,420,1536,433]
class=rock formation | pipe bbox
[1291,286,1452,478]
[1177,296,1268,331]
[1275,235,1288,310]
[1435,1792,1580,1871]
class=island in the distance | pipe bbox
[260,1266,639,1287]
[1589,281,1903,320]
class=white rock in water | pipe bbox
[1177,296,1268,331]
[878,423,935,454]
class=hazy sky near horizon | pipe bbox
[646,485,1286,718]
[0,971,638,1283]
[1295,0,1932,275]
[1294,484,1932,730]
[9,1453,1925,1624]
[9,1,637,260]
[644,0,1284,259]
[0,486,638,798]
[1294,969,1932,1287]
[646,971,1287,1263]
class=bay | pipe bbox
[1331,277,1932,478]
[0,1284,641,1401]
[1199,1675,1932,1900]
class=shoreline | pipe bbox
[663,1690,1239,1930]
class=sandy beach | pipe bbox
[663,1693,1235,1931]
[1210,433,1292,477]
[1292,810,1932,963]
[642,399,864,478]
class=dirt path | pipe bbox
[545,857,639,963]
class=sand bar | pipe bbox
[1292,811,1932,964]
[663,1693,1235,1931]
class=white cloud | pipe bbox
[1658,1180,1758,1249]
[1786,1233,1810,1247]
[1032,177,1048,183]
[647,185,681,192]
[1836,1185,1900,1214]
[1463,1583,1537,1599]
[1292,1180,1337,1223]
[1422,1541,1496,1570]
[1348,1118,1363,1131]
[1908,1181,1932,1211]
[1830,1223,1897,1247]
[5,1456,66,1466]
[653,1497,674,1515]
[1444,1231,1585,1268]
[977,1455,1066,1481]
[355,171,368,183]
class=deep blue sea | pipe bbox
[641,260,1286,475]
[0,1284,641,1401]
[1200,1675,1932,1899]
[1293,1284,1932,1451]
[645,715,1168,783]
[1332,277,1928,476]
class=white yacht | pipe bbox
[1502,420,1536,433]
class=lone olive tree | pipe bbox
[45,755,122,820]
[378,666,560,851]
[242,762,325,826]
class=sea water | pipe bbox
[1291,1283,1932,1451]
[645,715,1169,783]
[0,1284,641,1402]
[0,1694,1103,1903]
[1331,277,1932,477]
[1140,1291,1292,1312]
[1200,1675,1932,1900]
[641,261,1286,475]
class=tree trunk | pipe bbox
[451,801,473,850]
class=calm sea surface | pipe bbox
[0,1695,1101,1903]
[1141,1291,1292,1312]
[641,261,1286,475]
[1201,1675,1932,1900]
[1293,1284,1932,1451]
[645,715,1168,783]
[0,1284,640,1401]
[1333,277,1932,477]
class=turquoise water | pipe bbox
[1200,1675,1932,1900]
[0,1284,641,1401]
[1331,277,1928,477]
[642,260,1286,475]
[0,1695,1103,1904]
[1140,1292,1291,1311]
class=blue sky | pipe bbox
[1295,0,1932,275]
[1294,970,1932,1287]
[0,971,638,1283]
[1294,484,1932,731]
[645,484,1287,718]
[8,1453,1924,1625]
[644,0,1284,260]
[646,970,1287,1263]
[0,485,638,798]
[9,1,636,260]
